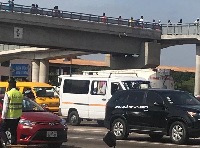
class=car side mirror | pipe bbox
[103,131,116,147]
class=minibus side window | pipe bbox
[91,81,107,95]
[63,80,89,94]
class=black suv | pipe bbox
[104,89,200,144]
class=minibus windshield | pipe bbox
[34,87,59,97]
[122,81,151,90]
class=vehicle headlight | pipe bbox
[60,118,68,128]
[39,104,48,108]
[188,111,197,117]
[19,119,37,127]
[60,118,66,125]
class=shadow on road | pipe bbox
[126,136,200,145]
[61,145,81,148]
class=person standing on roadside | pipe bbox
[0,79,23,147]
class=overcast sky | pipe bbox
[3,0,198,67]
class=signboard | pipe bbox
[14,27,23,39]
[11,64,29,77]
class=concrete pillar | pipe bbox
[32,59,40,82]
[194,45,200,96]
[108,41,161,69]
[39,59,49,83]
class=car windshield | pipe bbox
[0,87,6,94]
[34,87,59,97]
[159,91,200,105]
[0,96,45,112]
[122,81,151,90]
[22,97,45,112]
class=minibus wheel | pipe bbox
[68,111,81,126]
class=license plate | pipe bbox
[46,131,57,137]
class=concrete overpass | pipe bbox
[0,6,161,83]
[0,3,200,95]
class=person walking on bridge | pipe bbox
[0,79,23,147]
[167,20,172,35]
[177,19,182,35]
[194,18,199,35]
[101,13,107,23]
[8,0,14,12]
[129,17,135,27]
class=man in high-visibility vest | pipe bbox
[0,79,23,147]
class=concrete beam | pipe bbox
[0,11,161,40]
[0,11,160,55]
[0,47,89,62]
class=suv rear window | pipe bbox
[159,91,200,105]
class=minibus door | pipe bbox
[89,80,108,119]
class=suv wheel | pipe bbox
[169,121,188,144]
[149,134,163,141]
[68,111,81,126]
[111,118,129,140]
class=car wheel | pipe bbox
[149,134,163,141]
[169,121,189,144]
[48,143,62,148]
[68,111,81,126]
[97,120,104,127]
[111,118,129,140]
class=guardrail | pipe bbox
[0,2,161,30]
[161,24,200,35]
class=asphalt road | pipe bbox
[60,120,200,148]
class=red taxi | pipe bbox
[0,95,67,148]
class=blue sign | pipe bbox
[11,64,29,77]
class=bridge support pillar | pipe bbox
[32,60,40,82]
[194,45,200,96]
[39,59,49,83]
[108,41,161,69]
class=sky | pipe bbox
[2,0,199,67]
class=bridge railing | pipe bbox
[0,44,28,51]
[161,23,200,35]
[0,2,162,31]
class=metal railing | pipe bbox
[0,44,28,51]
[161,24,200,35]
[0,2,161,31]
[2,2,199,36]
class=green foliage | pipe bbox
[171,71,195,94]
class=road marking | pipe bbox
[85,138,96,140]
[70,137,80,139]
[69,136,200,147]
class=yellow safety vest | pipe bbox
[6,89,23,118]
